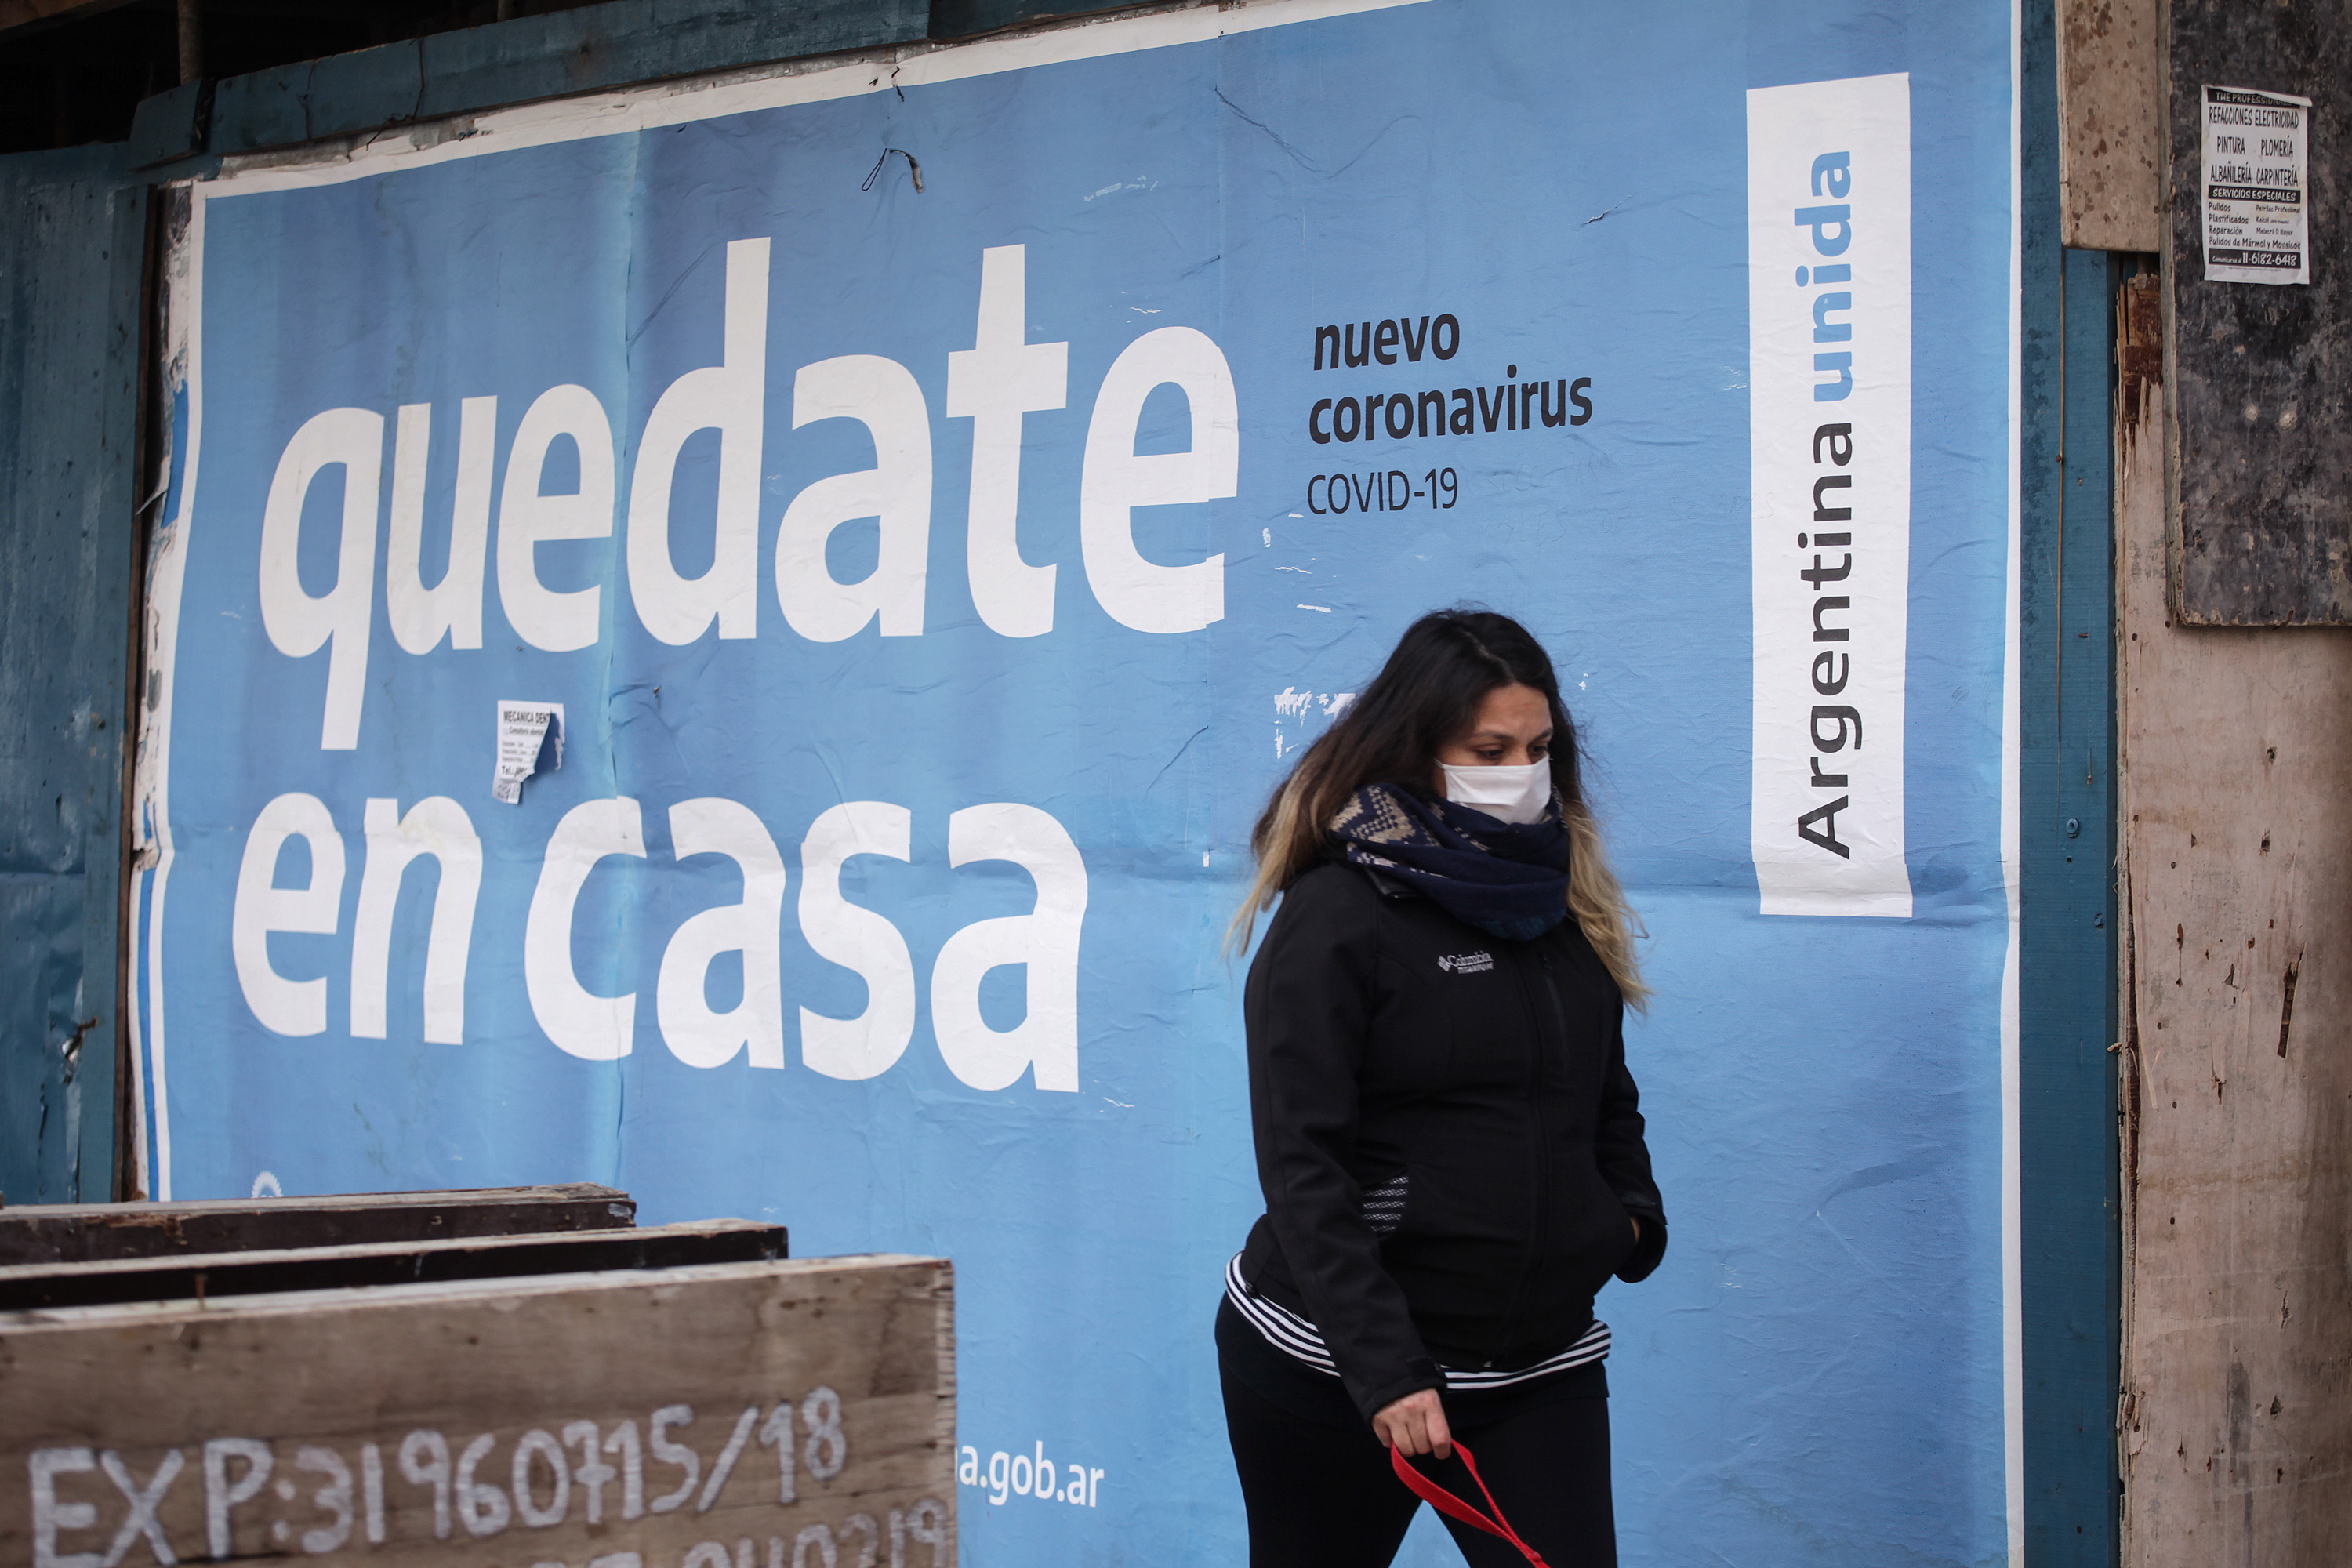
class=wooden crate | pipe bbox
[0,1185,637,1266]
[0,1253,955,1568]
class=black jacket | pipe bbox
[1236,858,1668,1422]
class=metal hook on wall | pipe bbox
[862,147,924,194]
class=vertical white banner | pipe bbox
[1748,74,1913,917]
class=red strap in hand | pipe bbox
[1389,1439,1550,1567]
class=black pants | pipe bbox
[1218,1299,1617,1568]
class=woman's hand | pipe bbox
[1630,1214,1642,1240]
[1373,1388,1453,1461]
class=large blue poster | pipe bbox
[132,1,2021,1561]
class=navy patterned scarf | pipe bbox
[1327,782,1572,942]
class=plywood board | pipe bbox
[2115,271,2352,1566]
[2166,0,2352,623]
[0,1184,637,1265]
[0,1254,955,1568]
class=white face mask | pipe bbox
[1439,758,1555,826]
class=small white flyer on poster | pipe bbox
[2201,85,2310,285]
[493,701,563,804]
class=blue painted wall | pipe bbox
[2018,0,2125,1555]
[0,144,146,1204]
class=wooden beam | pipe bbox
[175,0,199,82]
[0,1217,784,1311]
[0,1183,637,1265]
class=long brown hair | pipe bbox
[1229,608,1648,1007]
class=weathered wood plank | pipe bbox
[0,1184,637,1265]
[2166,0,2352,623]
[0,1254,956,1568]
[927,0,1124,39]
[0,1218,783,1312]
[2116,271,2352,1567]
[2017,244,2123,1560]
[193,0,930,162]
[2057,0,2161,250]
[0,145,143,1210]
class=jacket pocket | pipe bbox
[1550,1170,1639,1297]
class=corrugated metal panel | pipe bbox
[0,144,144,1203]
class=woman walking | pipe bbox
[1219,608,1666,1566]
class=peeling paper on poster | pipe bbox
[494,701,563,804]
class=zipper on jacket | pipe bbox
[1526,950,1566,1330]
[1538,950,1573,1094]
[1483,942,1555,1364]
